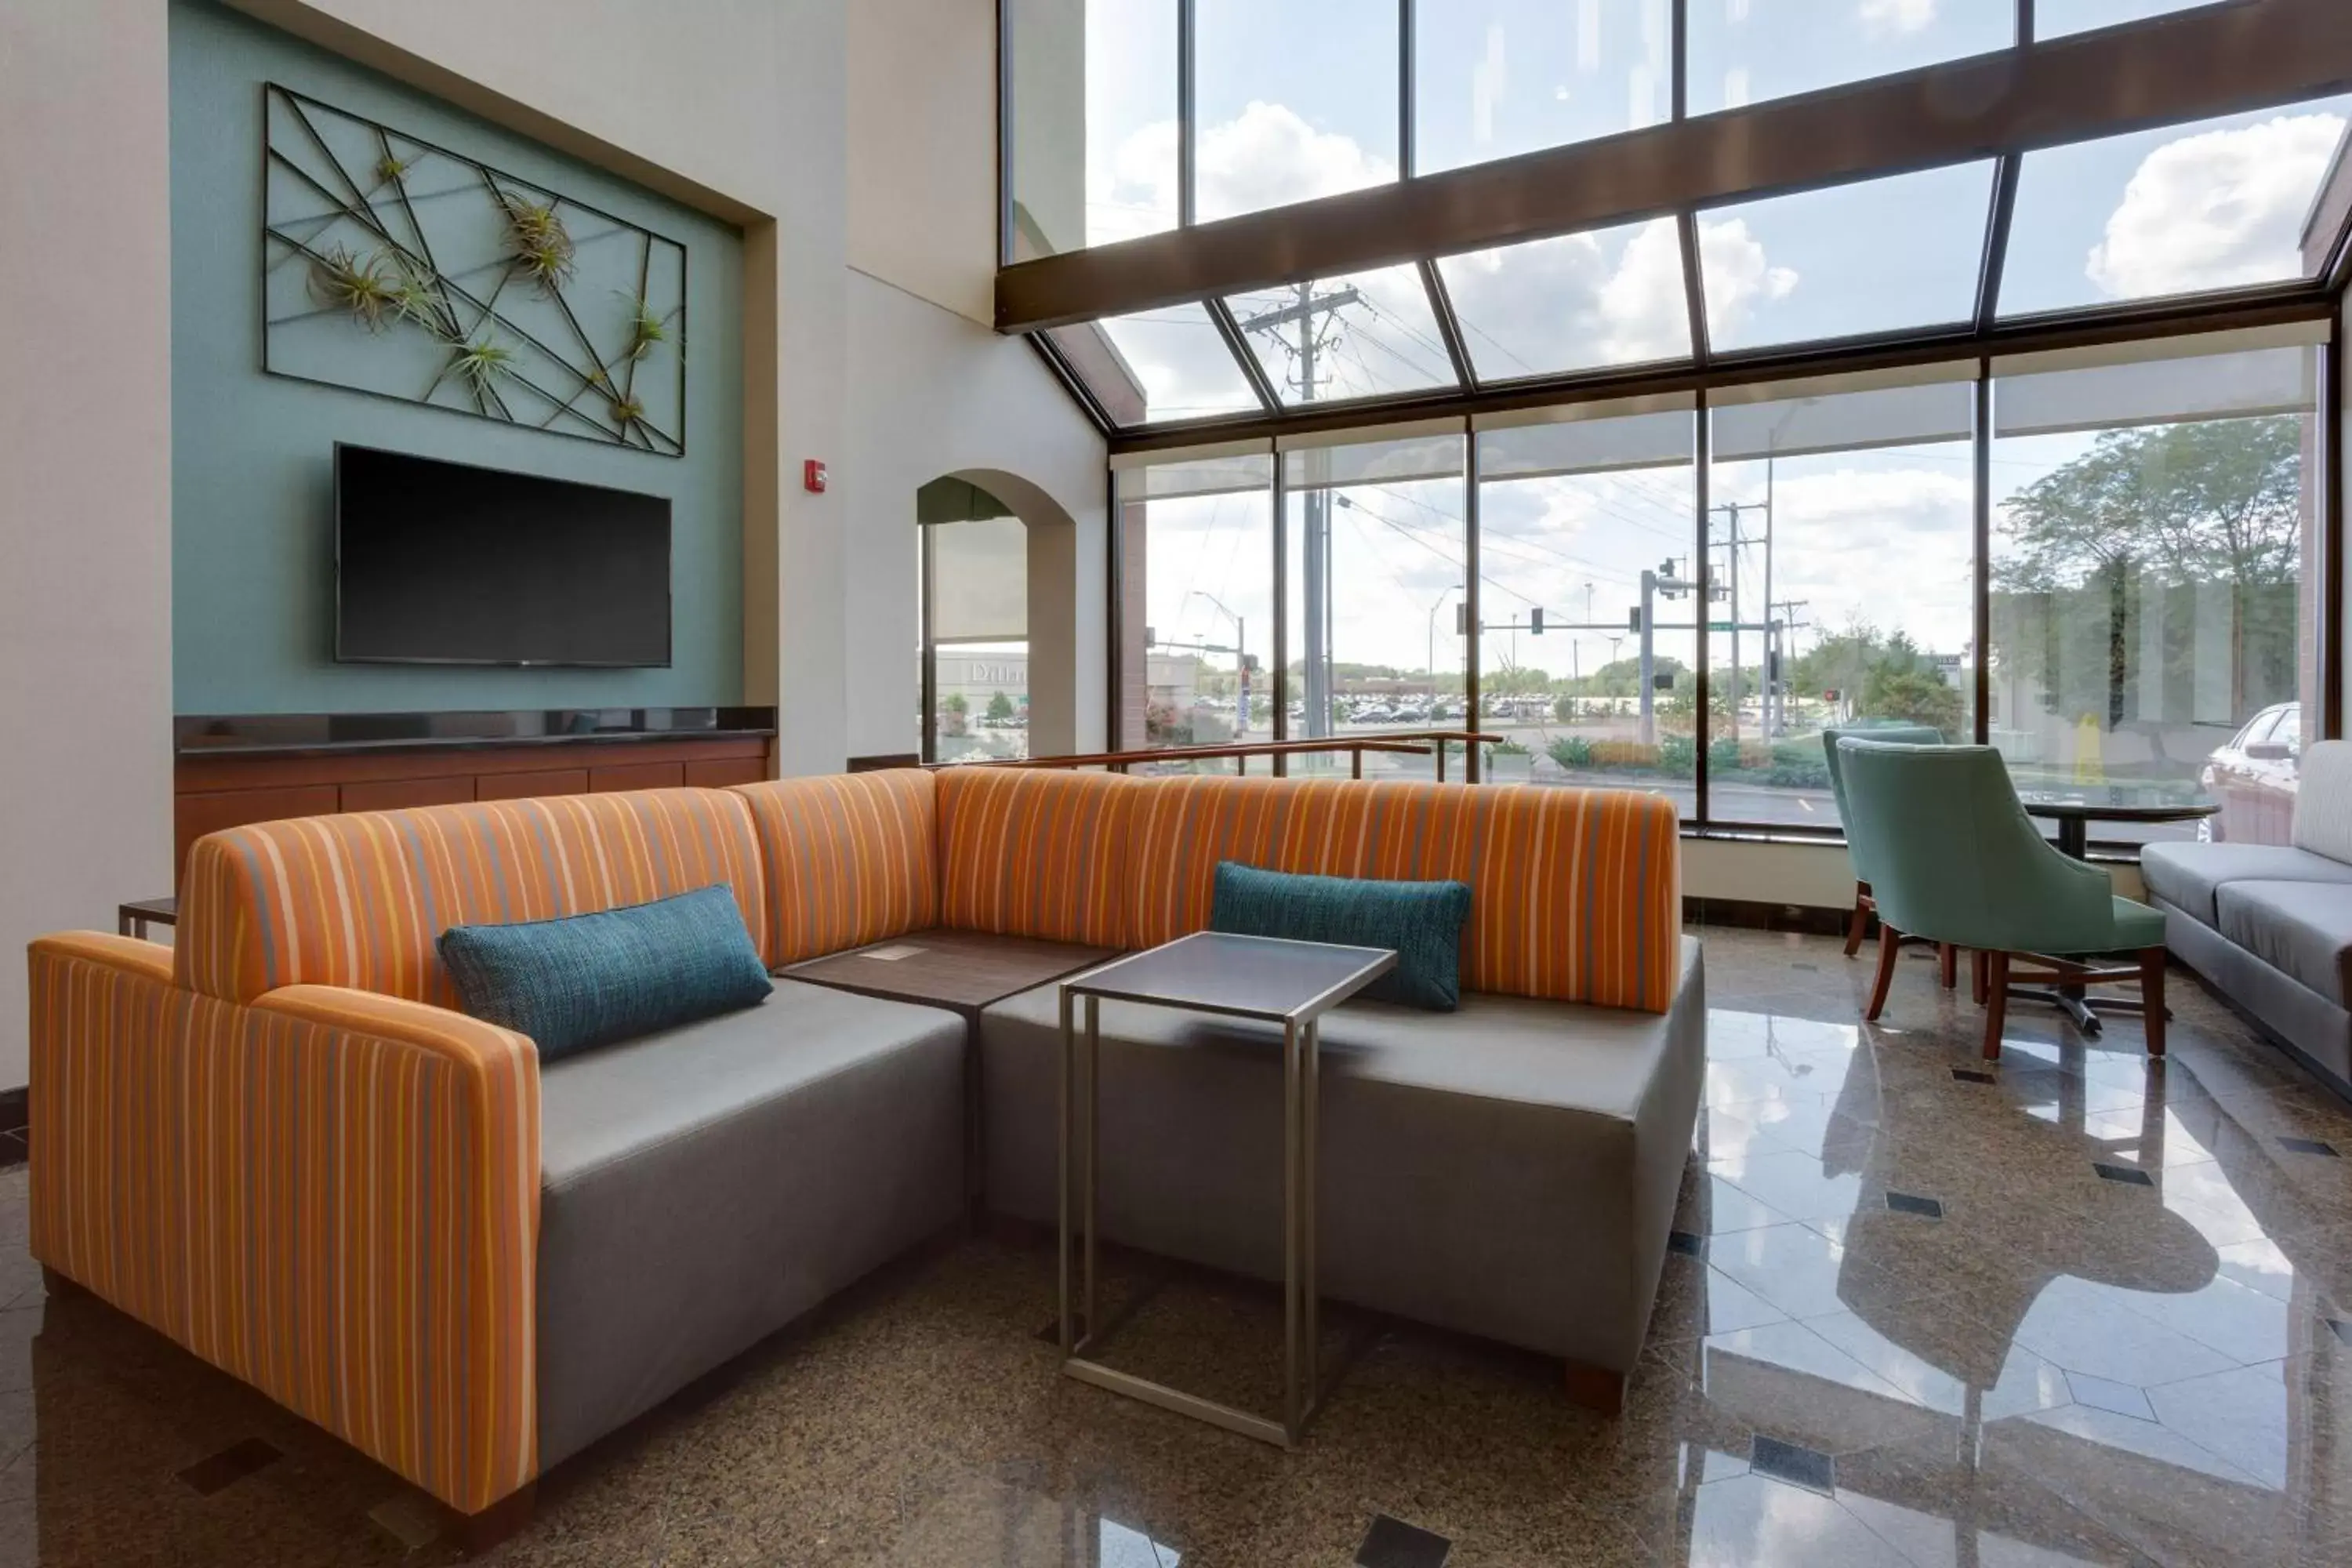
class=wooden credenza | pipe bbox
[173,711,775,888]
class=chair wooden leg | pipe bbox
[2140,947,2167,1058]
[1843,881,1871,958]
[1971,949,1988,1006]
[1982,952,2011,1060]
[1865,923,1902,1022]
[1938,942,1958,989]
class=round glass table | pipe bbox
[2015,786,2220,860]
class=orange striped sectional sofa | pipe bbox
[28,766,1697,1528]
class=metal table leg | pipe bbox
[1056,993,1336,1450]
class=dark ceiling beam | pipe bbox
[999,0,2352,332]
[1101,289,2336,456]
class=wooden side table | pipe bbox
[782,927,1120,1210]
[118,897,178,940]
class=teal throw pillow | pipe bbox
[437,884,772,1061]
[1209,861,1472,1011]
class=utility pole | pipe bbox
[1240,281,1360,739]
[1637,560,1701,746]
[1708,495,1769,743]
[1769,597,1810,735]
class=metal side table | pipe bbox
[1057,930,1396,1448]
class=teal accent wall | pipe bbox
[169,0,745,713]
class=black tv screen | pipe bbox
[336,445,672,667]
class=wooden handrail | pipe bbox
[938,730,1507,782]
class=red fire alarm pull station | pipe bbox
[804,459,829,494]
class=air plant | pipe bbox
[426,331,517,408]
[499,192,575,292]
[385,254,448,334]
[307,244,403,332]
[373,151,416,187]
[608,394,646,427]
[619,294,683,362]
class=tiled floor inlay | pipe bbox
[1,922,2348,1565]
[1352,1514,1451,1568]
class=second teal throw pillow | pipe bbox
[1208,861,1472,1011]
[438,884,773,1061]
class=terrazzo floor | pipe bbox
[2,923,2350,1566]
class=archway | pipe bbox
[916,470,1081,761]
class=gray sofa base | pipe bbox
[2151,893,2352,1097]
[533,981,967,1468]
[978,938,1706,1378]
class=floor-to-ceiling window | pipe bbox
[1282,425,1468,779]
[1988,328,2327,848]
[1705,368,1979,831]
[1472,396,1699,816]
[1112,445,1275,766]
[1027,5,2352,831]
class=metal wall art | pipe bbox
[263,83,687,454]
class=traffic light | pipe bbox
[1455,603,1468,636]
[1628,607,1642,633]
[1530,606,1544,635]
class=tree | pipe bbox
[1990,416,2304,733]
[940,691,968,738]
[985,690,1014,724]
[1862,665,1962,735]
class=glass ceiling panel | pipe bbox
[2034,1,2228,41]
[1414,0,1672,176]
[1700,162,1994,352]
[1436,218,1693,382]
[2000,98,2352,319]
[1225,266,1459,406]
[1044,303,1262,427]
[1007,0,1178,259]
[1194,0,1399,223]
[1686,0,2014,118]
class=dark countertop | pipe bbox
[175,707,776,759]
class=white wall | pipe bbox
[847,0,998,325]
[843,272,1108,759]
[0,0,178,1089]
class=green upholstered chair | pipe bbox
[1821,724,1948,965]
[1837,739,2169,1061]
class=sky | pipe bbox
[1039,0,2345,674]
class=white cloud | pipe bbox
[1196,101,1397,224]
[1433,214,1795,379]
[2086,112,2347,299]
[1596,219,1697,362]
[1696,217,1800,337]
[1859,0,1937,38]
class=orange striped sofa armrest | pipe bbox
[27,939,541,1516]
[730,770,938,967]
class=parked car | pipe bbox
[2201,702,2300,844]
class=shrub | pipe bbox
[1546,735,1595,771]
[1766,740,1831,789]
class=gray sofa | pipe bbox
[2140,739,2352,1093]
[979,937,1708,1399]
[535,978,967,1468]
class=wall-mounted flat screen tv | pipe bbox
[336,444,672,667]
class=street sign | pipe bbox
[1708,620,1733,632]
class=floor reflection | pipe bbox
[2,925,2347,1566]
[1663,980,2352,1568]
